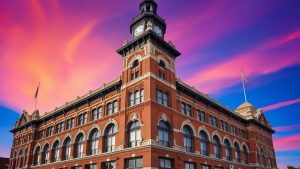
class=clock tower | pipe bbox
[130,0,166,39]
[117,0,181,156]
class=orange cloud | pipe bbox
[262,98,300,112]
[64,20,97,63]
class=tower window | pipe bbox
[132,59,139,68]
[156,90,169,106]
[159,60,166,68]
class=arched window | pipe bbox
[243,145,249,164]
[224,139,231,160]
[158,121,171,147]
[62,137,71,160]
[132,59,139,68]
[262,149,266,166]
[74,133,84,158]
[183,125,194,152]
[159,60,166,68]
[104,124,116,152]
[213,136,221,158]
[33,146,40,166]
[24,148,28,167]
[41,144,50,164]
[199,131,209,156]
[51,141,60,162]
[88,129,99,155]
[128,120,141,147]
[234,142,241,163]
[257,148,260,164]
[12,151,17,169]
[18,150,23,168]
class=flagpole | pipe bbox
[34,82,40,111]
[241,74,248,103]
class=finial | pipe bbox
[146,21,153,31]
[123,39,128,46]
[168,41,175,48]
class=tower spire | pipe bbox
[139,0,157,14]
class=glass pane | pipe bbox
[136,158,143,167]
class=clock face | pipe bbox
[134,25,144,37]
[154,26,163,37]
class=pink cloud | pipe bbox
[274,135,300,151]
[273,123,300,132]
[0,0,129,114]
[184,30,300,93]
[262,98,300,112]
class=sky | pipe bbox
[0,0,300,168]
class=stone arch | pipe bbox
[62,133,73,144]
[157,113,170,125]
[198,126,211,141]
[102,118,119,135]
[41,141,50,151]
[180,120,196,136]
[223,135,232,147]
[128,56,142,68]
[51,137,61,148]
[241,142,250,152]
[33,143,41,153]
[233,139,241,149]
[211,131,222,144]
[87,124,101,139]
[73,129,87,142]
[127,113,142,126]
[157,56,170,68]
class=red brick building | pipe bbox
[9,0,277,169]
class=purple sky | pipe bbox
[1,0,300,168]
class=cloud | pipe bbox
[273,123,300,132]
[64,20,97,63]
[262,98,300,112]
[274,135,300,151]
[184,30,300,93]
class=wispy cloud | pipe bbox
[262,98,300,112]
[273,123,300,132]
[274,135,300,151]
[64,20,97,63]
[185,30,300,93]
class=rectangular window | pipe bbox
[92,107,102,121]
[159,158,172,169]
[125,157,143,169]
[232,126,237,135]
[131,71,139,80]
[181,103,192,116]
[210,116,218,127]
[157,90,169,106]
[85,164,97,169]
[113,100,118,113]
[107,102,113,115]
[215,167,223,169]
[78,113,87,126]
[66,118,74,130]
[129,93,134,106]
[47,126,53,136]
[71,166,82,169]
[134,90,140,104]
[159,70,165,80]
[202,165,210,169]
[197,110,206,122]
[184,162,195,169]
[101,161,116,169]
[162,92,168,106]
[56,122,64,134]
